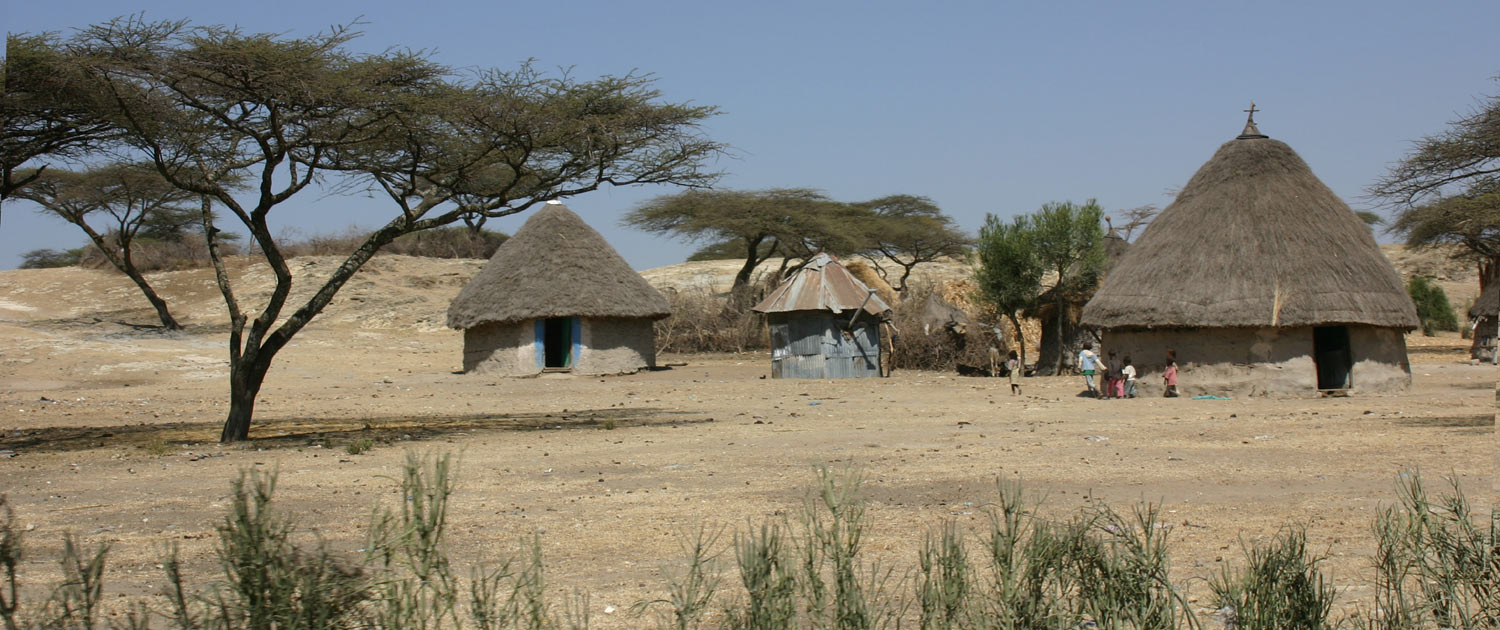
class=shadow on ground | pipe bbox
[1396,413,1495,430]
[0,407,705,455]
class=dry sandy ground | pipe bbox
[0,253,1494,628]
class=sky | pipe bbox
[4,0,1499,271]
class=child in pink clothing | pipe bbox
[1163,359,1179,398]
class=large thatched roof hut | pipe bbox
[447,201,669,376]
[752,253,892,378]
[1080,113,1419,395]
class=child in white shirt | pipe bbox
[1121,356,1138,398]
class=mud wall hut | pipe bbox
[1080,114,1419,396]
[752,253,892,379]
[447,202,670,376]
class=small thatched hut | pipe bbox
[1080,113,1419,395]
[1468,281,1498,362]
[752,253,892,378]
[447,202,669,376]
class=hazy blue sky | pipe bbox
[5,1,1498,270]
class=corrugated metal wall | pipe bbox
[767,313,882,379]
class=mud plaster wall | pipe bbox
[575,318,655,375]
[1100,325,1410,397]
[462,320,534,375]
[462,318,657,376]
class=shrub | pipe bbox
[654,288,768,354]
[1,465,1494,629]
[1210,527,1335,630]
[346,437,375,455]
[888,284,994,373]
[1407,276,1459,335]
[265,226,509,260]
[1368,472,1499,629]
[385,227,509,259]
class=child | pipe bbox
[1105,350,1123,400]
[1121,356,1137,398]
[1077,343,1100,397]
[1163,357,1179,398]
[1006,350,1021,396]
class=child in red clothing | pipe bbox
[1163,358,1179,397]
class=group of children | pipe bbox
[1076,343,1178,399]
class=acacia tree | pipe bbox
[622,188,858,292]
[1,33,123,226]
[855,194,972,294]
[1029,200,1107,375]
[1371,81,1500,288]
[973,213,1042,368]
[58,17,721,442]
[14,163,202,329]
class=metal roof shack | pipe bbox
[752,254,892,379]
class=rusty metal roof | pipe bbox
[751,254,893,317]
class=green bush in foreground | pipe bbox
[0,459,1493,629]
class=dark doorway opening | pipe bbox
[1313,326,1352,389]
[543,317,573,369]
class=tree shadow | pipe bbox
[0,407,706,455]
[1395,413,1495,430]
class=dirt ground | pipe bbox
[0,255,1494,627]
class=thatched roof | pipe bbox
[447,202,669,329]
[1470,281,1498,319]
[1081,124,1419,330]
[752,253,893,317]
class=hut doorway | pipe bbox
[542,317,576,369]
[1313,326,1352,389]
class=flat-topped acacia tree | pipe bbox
[60,17,722,442]
[14,163,203,330]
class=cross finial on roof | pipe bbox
[1238,101,1267,139]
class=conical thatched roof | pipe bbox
[447,202,669,329]
[1470,281,1499,319]
[1081,125,1419,330]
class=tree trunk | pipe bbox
[122,267,182,330]
[732,235,769,291]
[1052,281,1067,375]
[896,264,915,295]
[77,225,182,330]
[1007,312,1027,372]
[220,357,268,443]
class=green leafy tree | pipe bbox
[15,163,204,329]
[623,188,862,291]
[1406,276,1459,335]
[52,17,721,442]
[1029,200,1107,375]
[973,213,1042,368]
[1372,80,1500,289]
[855,194,972,294]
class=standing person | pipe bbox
[1163,357,1179,398]
[1078,343,1100,397]
[1006,351,1022,395]
[1121,356,1138,398]
[1105,350,1124,400]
